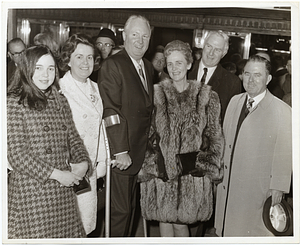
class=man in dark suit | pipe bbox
[98,15,153,237]
[188,30,241,237]
[188,30,241,124]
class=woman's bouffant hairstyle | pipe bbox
[33,32,59,57]
[8,45,60,110]
[164,40,193,65]
[59,33,96,72]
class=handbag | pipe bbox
[73,176,91,194]
[176,152,205,177]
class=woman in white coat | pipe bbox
[58,33,106,235]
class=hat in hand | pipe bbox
[262,196,293,236]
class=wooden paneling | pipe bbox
[14,8,291,36]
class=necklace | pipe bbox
[73,77,96,103]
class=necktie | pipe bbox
[200,67,208,85]
[138,65,148,93]
[245,97,254,116]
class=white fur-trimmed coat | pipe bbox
[140,78,224,224]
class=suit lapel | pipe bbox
[188,60,200,80]
[143,59,154,104]
[123,50,152,104]
[207,64,222,90]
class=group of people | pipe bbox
[6,14,292,239]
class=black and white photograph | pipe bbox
[1,0,299,244]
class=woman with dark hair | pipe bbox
[139,40,224,236]
[59,33,106,235]
[7,45,89,238]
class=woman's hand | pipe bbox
[70,161,89,178]
[50,168,82,187]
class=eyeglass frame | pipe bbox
[9,50,25,57]
[95,42,115,48]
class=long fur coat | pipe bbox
[139,78,224,224]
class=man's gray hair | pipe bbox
[204,30,229,54]
[124,15,151,33]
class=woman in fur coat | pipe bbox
[7,45,89,238]
[139,40,224,236]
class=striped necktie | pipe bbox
[245,98,254,116]
[138,65,148,93]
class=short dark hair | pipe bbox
[59,33,96,72]
[246,55,272,75]
[8,45,60,110]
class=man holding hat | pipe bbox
[214,55,292,236]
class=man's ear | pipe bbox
[187,63,192,70]
[8,52,13,59]
[266,74,272,85]
[122,31,126,42]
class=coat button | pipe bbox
[62,125,67,131]
[43,126,50,132]
[83,114,87,119]
[225,165,228,169]
[63,146,68,152]
[229,145,232,149]
[223,185,225,190]
[46,148,52,154]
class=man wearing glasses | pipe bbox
[90,28,116,82]
[7,38,26,85]
[95,28,116,60]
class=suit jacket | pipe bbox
[98,49,154,175]
[188,60,242,123]
[215,90,292,236]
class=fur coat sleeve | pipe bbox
[196,89,224,183]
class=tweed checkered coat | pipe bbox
[7,87,90,239]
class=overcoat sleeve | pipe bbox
[196,90,225,183]
[98,58,129,155]
[7,97,55,183]
[269,105,292,193]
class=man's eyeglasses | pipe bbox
[96,42,114,48]
[10,50,24,57]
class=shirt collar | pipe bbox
[197,60,217,83]
[247,90,267,108]
[129,55,144,69]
